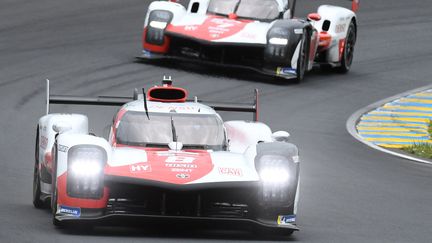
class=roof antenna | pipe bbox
[162,75,172,87]
[142,88,150,120]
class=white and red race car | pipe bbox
[138,0,359,81]
[33,78,300,235]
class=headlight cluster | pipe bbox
[258,155,292,203]
[67,145,106,199]
[266,27,290,58]
[146,10,173,45]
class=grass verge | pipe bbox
[401,121,432,159]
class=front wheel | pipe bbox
[337,21,356,73]
[33,126,46,208]
[295,32,309,83]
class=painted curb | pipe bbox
[346,84,432,165]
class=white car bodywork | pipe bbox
[141,0,357,74]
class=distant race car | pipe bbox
[137,0,359,82]
[33,77,301,235]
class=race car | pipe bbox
[32,77,301,235]
[137,0,359,82]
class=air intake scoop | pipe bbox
[147,76,188,102]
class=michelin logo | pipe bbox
[142,50,152,58]
[277,215,296,225]
[277,67,296,76]
[59,205,81,217]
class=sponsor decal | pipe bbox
[184,25,198,31]
[176,173,190,179]
[150,105,198,111]
[105,149,213,185]
[142,50,152,58]
[335,23,347,33]
[130,163,152,173]
[167,16,251,41]
[294,28,303,34]
[218,167,243,177]
[165,163,198,168]
[276,67,296,76]
[171,168,193,173]
[58,144,69,153]
[240,32,256,39]
[277,215,296,225]
[59,205,81,217]
[40,136,48,149]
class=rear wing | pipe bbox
[46,79,259,121]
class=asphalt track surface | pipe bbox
[1,0,432,242]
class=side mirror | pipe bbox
[307,13,321,21]
[272,131,290,142]
[52,122,72,134]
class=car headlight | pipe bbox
[257,154,293,203]
[149,20,168,30]
[258,155,291,184]
[67,145,106,199]
[259,167,290,184]
[146,10,173,45]
[266,27,290,58]
[269,37,289,45]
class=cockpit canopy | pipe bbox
[207,0,288,21]
[116,111,226,150]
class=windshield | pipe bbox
[116,111,226,150]
[207,0,281,20]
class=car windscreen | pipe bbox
[208,0,280,21]
[207,0,239,16]
[116,111,226,150]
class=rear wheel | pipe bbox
[337,21,356,73]
[33,126,46,208]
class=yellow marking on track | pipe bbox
[399,98,432,104]
[409,92,432,97]
[359,132,428,137]
[361,116,429,123]
[356,127,426,132]
[357,122,429,129]
[364,137,432,143]
[368,111,432,117]
[378,144,406,149]
[382,105,432,112]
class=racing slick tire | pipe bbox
[51,189,62,227]
[33,126,46,209]
[295,31,309,83]
[50,147,63,227]
[336,21,356,73]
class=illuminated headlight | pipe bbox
[149,21,168,29]
[146,10,173,45]
[260,167,290,184]
[269,37,288,45]
[67,145,106,199]
[70,159,103,177]
[258,155,290,185]
[258,155,292,203]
